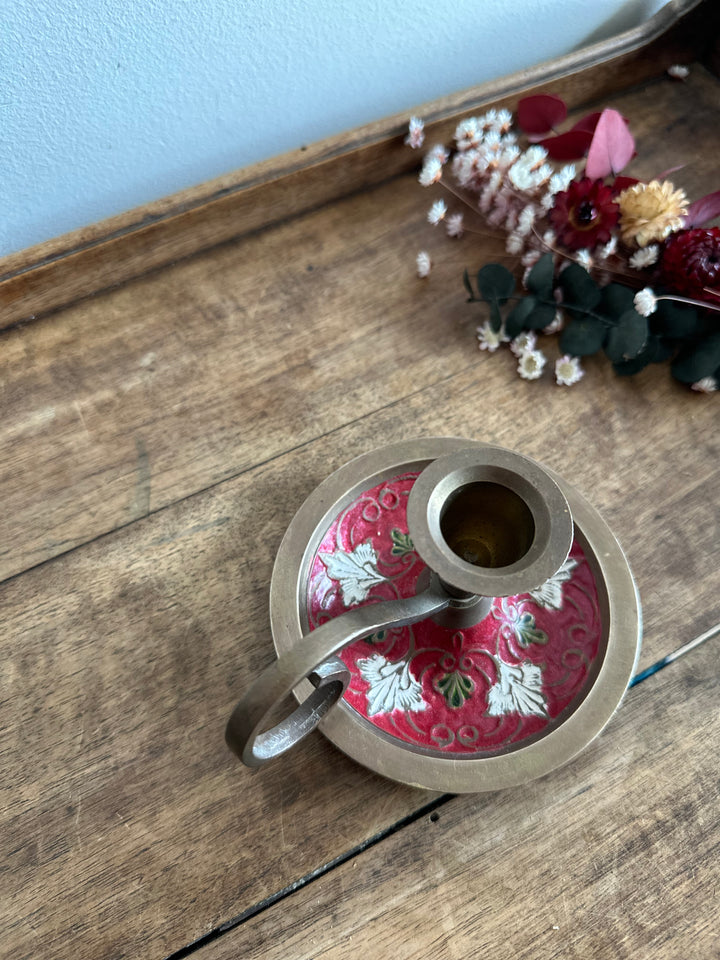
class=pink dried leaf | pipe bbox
[585,109,635,179]
[685,189,720,228]
[539,129,593,161]
[517,94,567,135]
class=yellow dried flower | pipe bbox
[617,180,688,247]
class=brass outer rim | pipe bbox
[270,437,642,793]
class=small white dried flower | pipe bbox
[506,231,525,255]
[668,64,690,80]
[427,199,447,225]
[597,236,618,260]
[576,249,593,272]
[549,164,576,196]
[416,251,432,278]
[629,245,659,269]
[455,117,481,151]
[405,116,425,149]
[428,143,450,164]
[479,109,499,130]
[634,287,658,316]
[517,348,547,380]
[510,331,537,357]
[543,310,565,335]
[495,108,513,133]
[521,250,542,273]
[691,376,718,393]
[477,320,506,353]
[419,156,443,187]
[555,354,585,386]
[446,213,464,238]
[517,204,537,237]
[542,229,556,249]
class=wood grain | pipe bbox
[0,0,713,329]
[2,68,720,587]
[1,373,717,958]
[197,639,720,960]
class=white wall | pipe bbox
[1,0,668,256]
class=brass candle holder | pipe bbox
[226,438,641,792]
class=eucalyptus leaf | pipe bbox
[558,264,601,316]
[613,334,666,376]
[463,268,475,301]
[477,264,515,303]
[671,332,720,383]
[525,253,554,298]
[598,283,636,318]
[604,309,648,362]
[559,316,607,356]
[505,297,537,338]
[525,302,557,330]
[651,300,703,339]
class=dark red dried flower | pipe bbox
[659,227,720,304]
[549,177,619,251]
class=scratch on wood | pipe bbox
[130,436,151,520]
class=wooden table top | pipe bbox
[2,7,719,958]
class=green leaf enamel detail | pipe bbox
[437,671,474,709]
[513,612,548,648]
[365,629,388,645]
[390,528,415,556]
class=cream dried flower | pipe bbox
[405,116,425,149]
[445,213,464,237]
[629,245,659,269]
[419,156,443,187]
[691,377,718,393]
[517,348,546,380]
[634,287,657,317]
[555,355,584,386]
[477,320,507,352]
[510,331,537,357]
[427,199,447,225]
[618,180,688,247]
[416,251,432,278]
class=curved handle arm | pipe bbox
[225,577,452,767]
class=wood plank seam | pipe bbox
[162,640,714,960]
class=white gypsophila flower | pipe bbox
[540,190,556,213]
[504,208,519,233]
[455,117,481,151]
[521,251,541,273]
[487,193,511,227]
[597,236,618,260]
[517,204,536,237]
[691,377,718,393]
[506,232,524,255]
[542,229,556,249]
[446,213,464,237]
[576,249,593,271]
[477,320,506,352]
[629,245,659,269]
[479,108,499,130]
[543,310,565,335]
[495,108,513,132]
[548,164,576,196]
[419,156,443,187]
[634,287,658,316]
[555,354,585,386]
[416,250,431,278]
[405,115,425,149]
[428,143,449,164]
[668,64,690,80]
[427,199,447,225]
[498,144,520,169]
[510,331,537,357]
[517,348,547,380]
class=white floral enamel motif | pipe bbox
[486,658,548,718]
[320,541,386,607]
[529,556,578,610]
[358,654,427,717]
